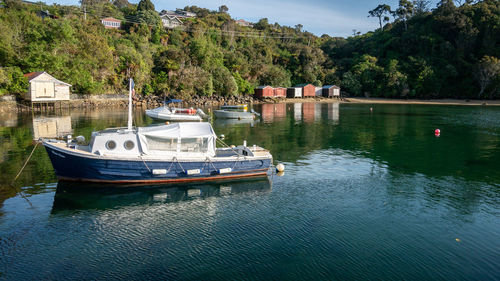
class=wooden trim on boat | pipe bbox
[57,170,269,184]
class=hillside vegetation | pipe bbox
[0,0,498,99]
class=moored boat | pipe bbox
[145,99,208,121]
[43,122,272,183]
[214,104,260,119]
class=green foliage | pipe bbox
[0,66,27,96]
[137,0,154,12]
[0,0,497,100]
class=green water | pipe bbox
[0,103,499,280]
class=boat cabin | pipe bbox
[89,122,217,158]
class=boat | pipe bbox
[214,104,260,119]
[42,79,273,184]
[145,99,208,121]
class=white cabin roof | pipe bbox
[138,122,216,139]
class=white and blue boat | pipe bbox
[42,80,272,184]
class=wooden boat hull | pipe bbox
[44,142,271,184]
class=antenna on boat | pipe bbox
[128,78,134,131]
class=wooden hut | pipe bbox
[315,87,322,97]
[287,87,302,98]
[295,84,315,97]
[273,87,287,98]
[24,72,71,103]
[322,85,340,98]
[254,86,274,98]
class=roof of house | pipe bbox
[256,85,272,89]
[160,14,182,23]
[323,85,340,88]
[23,71,72,86]
[101,17,121,22]
[295,83,314,87]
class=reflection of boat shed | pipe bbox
[24,72,71,103]
[32,116,72,140]
[254,86,273,98]
[287,87,302,98]
[322,85,340,98]
[295,84,315,97]
[273,87,287,98]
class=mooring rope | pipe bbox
[10,141,39,207]
[12,141,39,185]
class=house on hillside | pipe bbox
[322,85,340,98]
[160,13,183,29]
[24,72,71,103]
[101,17,121,29]
[175,10,196,18]
[37,10,58,20]
[235,19,253,27]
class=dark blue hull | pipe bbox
[44,144,271,183]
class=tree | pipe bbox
[476,56,500,98]
[413,0,431,15]
[137,0,155,12]
[368,4,392,30]
[392,0,413,31]
[218,5,228,13]
[113,0,129,9]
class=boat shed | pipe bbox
[315,87,322,97]
[287,87,302,98]
[295,84,315,97]
[273,87,287,98]
[254,86,274,98]
[24,72,71,102]
[322,85,340,98]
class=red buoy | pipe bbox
[435,128,440,136]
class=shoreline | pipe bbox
[1,97,499,114]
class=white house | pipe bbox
[24,72,71,102]
[101,17,121,29]
[160,14,183,29]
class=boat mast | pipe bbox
[127,78,133,131]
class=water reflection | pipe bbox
[214,118,257,127]
[51,177,272,213]
[261,103,286,123]
[32,115,72,140]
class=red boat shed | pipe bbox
[296,84,315,97]
[254,86,274,98]
[273,87,287,98]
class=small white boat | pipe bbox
[145,99,208,121]
[214,104,260,120]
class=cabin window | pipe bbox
[106,140,116,150]
[124,140,135,150]
[146,136,177,151]
[180,138,209,153]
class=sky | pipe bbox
[45,0,441,37]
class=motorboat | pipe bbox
[42,80,272,184]
[145,99,208,121]
[43,123,272,183]
[214,104,260,120]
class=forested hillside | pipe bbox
[0,0,498,99]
